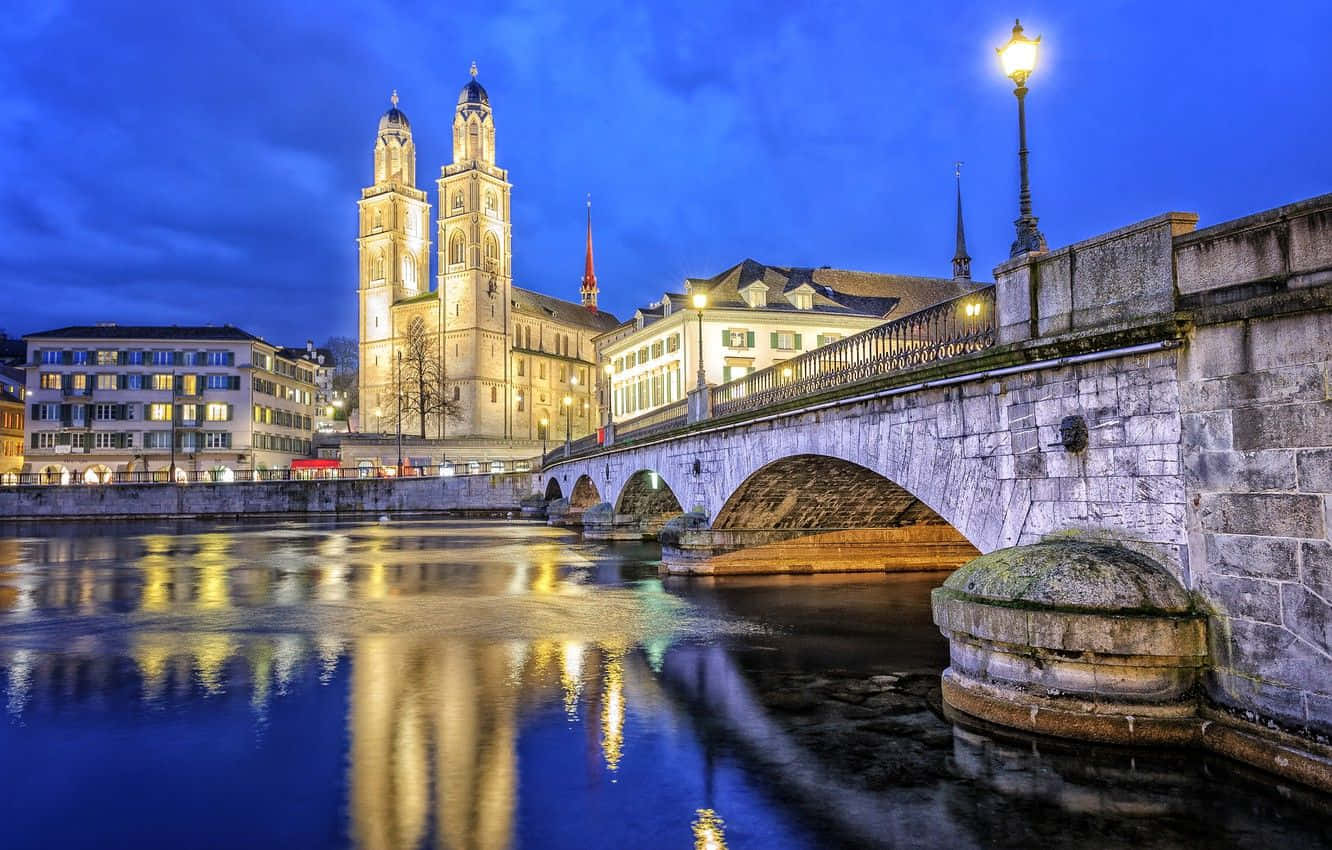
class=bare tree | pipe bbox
[396,316,460,438]
[324,335,359,423]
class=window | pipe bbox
[94,404,116,420]
[626,352,636,368]
[793,292,813,310]
[402,253,417,288]
[71,350,90,365]
[453,190,464,211]
[638,346,649,362]
[525,327,532,349]
[40,350,61,365]
[726,330,754,348]
[205,403,229,421]
[182,351,200,366]
[558,365,567,383]
[373,209,383,229]
[517,394,525,412]
[516,358,524,377]
[772,331,801,351]
[651,341,663,359]
[40,373,60,389]
[36,432,57,448]
[151,374,172,391]
[449,231,465,265]
[96,374,118,390]
[148,403,171,422]
[151,350,172,366]
[667,334,680,353]
[94,432,116,449]
[490,386,498,403]
[179,404,198,423]
[204,432,231,449]
[452,386,460,402]
[205,351,232,366]
[125,350,144,365]
[483,233,499,268]
[70,373,87,392]
[205,374,228,390]
[37,403,60,421]
[816,333,842,347]
[70,405,86,425]
[372,252,385,279]
[96,350,118,366]
[485,192,496,214]
[538,362,546,380]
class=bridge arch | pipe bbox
[615,469,684,524]
[543,477,563,501]
[714,454,956,537]
[570,474,602,508]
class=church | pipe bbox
[356,66,620,464]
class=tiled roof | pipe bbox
[279,346,335,366]
[24,324,266,342]
[678,259,980,320]
[512,287,621,332]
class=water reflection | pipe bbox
[1,520,1329,850]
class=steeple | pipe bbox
[952,161,972,282]
[581,195,599,310]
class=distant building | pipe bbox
[0,335,25,367]
[281,341,337,433]
[0,364,24,479]
[355,70,619,468]
[598,260,981,422]
[21,325,317,483]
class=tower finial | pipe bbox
[470,61,478,78]
[581,194,598,311]
[952,161,972,282]
[390,89,399,108]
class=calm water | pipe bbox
[0,519,1328,849]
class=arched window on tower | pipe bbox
[525,326,532,349]
[490,386,498,403]
[453,190,464,212]
[467,120,481,160]
[485,192,496,215]
[483,233,499,270]
[401,254,417,289]
[453,386,460,402]
[373,210,383,230]
[449,231,465,266]
[372,252,384,280]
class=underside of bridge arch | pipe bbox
[544,477,563,501]
[665,454,978,577]
[570,475,602,509]
[613,470,684,539]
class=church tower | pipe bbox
[437,64,512,437]
[358,91,432,426]
[581,196,599,310]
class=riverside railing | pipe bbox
[712,286,996,418]
[0,461,536,487]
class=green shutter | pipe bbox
[723,366,732,383]
[770,332,779,348]
[30,433,38,448]
[30,403,38,420]
[227,403,234,421]
[746,331,755,348]
[794,334,802,350]
[720,329,729,346]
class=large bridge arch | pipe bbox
[614,469,685,522]
[570,474,602,509]
[543,477,563,501]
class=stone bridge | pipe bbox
[542,194,1332,790]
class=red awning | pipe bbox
[291,459,341,469]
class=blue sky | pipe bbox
[2,0,1329,344]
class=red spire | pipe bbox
[581,195,598,311]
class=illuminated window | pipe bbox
[485,192,496,214]
[96,374,118,390]
[205,403,229,421]
[180,374,197,395]
[71,373,87,391]
[484,233,499,267]
[449,231,465,265]
[452,190,464,211]
[96,350,118,365]
[39,373,60,389]
[147,404,171,421]
[152,374,172,391]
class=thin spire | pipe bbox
[470,61,478,78]
[390,89,399,108]
[581,194,599,311]
[952,161,972,282]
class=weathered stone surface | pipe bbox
[1185,449,1298,492]
[1204,534,1299,580]
[943,540,1193,613]
[1232,402,1332,451]
[1197,493,1325,538]
[1297,449,1332,493]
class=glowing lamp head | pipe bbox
[998,19,1040,84]
[691,292,707,310]
[562,395,572,407]
[781,366,793,378]
[540,416,549,427]
[604,363,614,375]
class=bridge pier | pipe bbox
[580,503,657,540]
[659,524,979,576]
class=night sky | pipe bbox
[2,0,1329,345]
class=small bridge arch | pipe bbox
[570,474,602,509]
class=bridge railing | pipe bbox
[615,399,688,440]
[712,286,996,418]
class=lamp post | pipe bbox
[998,18,1048,257]
[562,394,573,456]
[603,362,615,428]
[691,292,707,389]
[395,350,403,473]
[540,415,549,462]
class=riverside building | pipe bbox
[22,325,316,483]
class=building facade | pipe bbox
[356,69,619,467]
[0,365,24,479]
[600,260,980,423]
[21,325,316,483]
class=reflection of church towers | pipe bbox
[438,63,512,437]
[358,91,433,422]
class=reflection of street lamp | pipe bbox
[540,415,549,460]
[395,350,403,472]
[998,19,1048,257]
[691,292,707,389]
[562,394,573,456]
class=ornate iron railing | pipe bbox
[614,399,688,440]
[712,286,996,418]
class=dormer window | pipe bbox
[740,283,769,309]
[793,292,813,310]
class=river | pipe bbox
[0,518,1328,849]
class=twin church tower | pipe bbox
[357,66,617,450]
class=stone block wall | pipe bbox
[0,474,531,520]
[1177,195,1332,736]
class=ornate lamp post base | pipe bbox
[1011,214,1048,257]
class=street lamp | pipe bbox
[691,291,708,389]
[562,394,573,456]
[998,18,1048,257]
[540,415,549,460]
[603,362,615,427]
